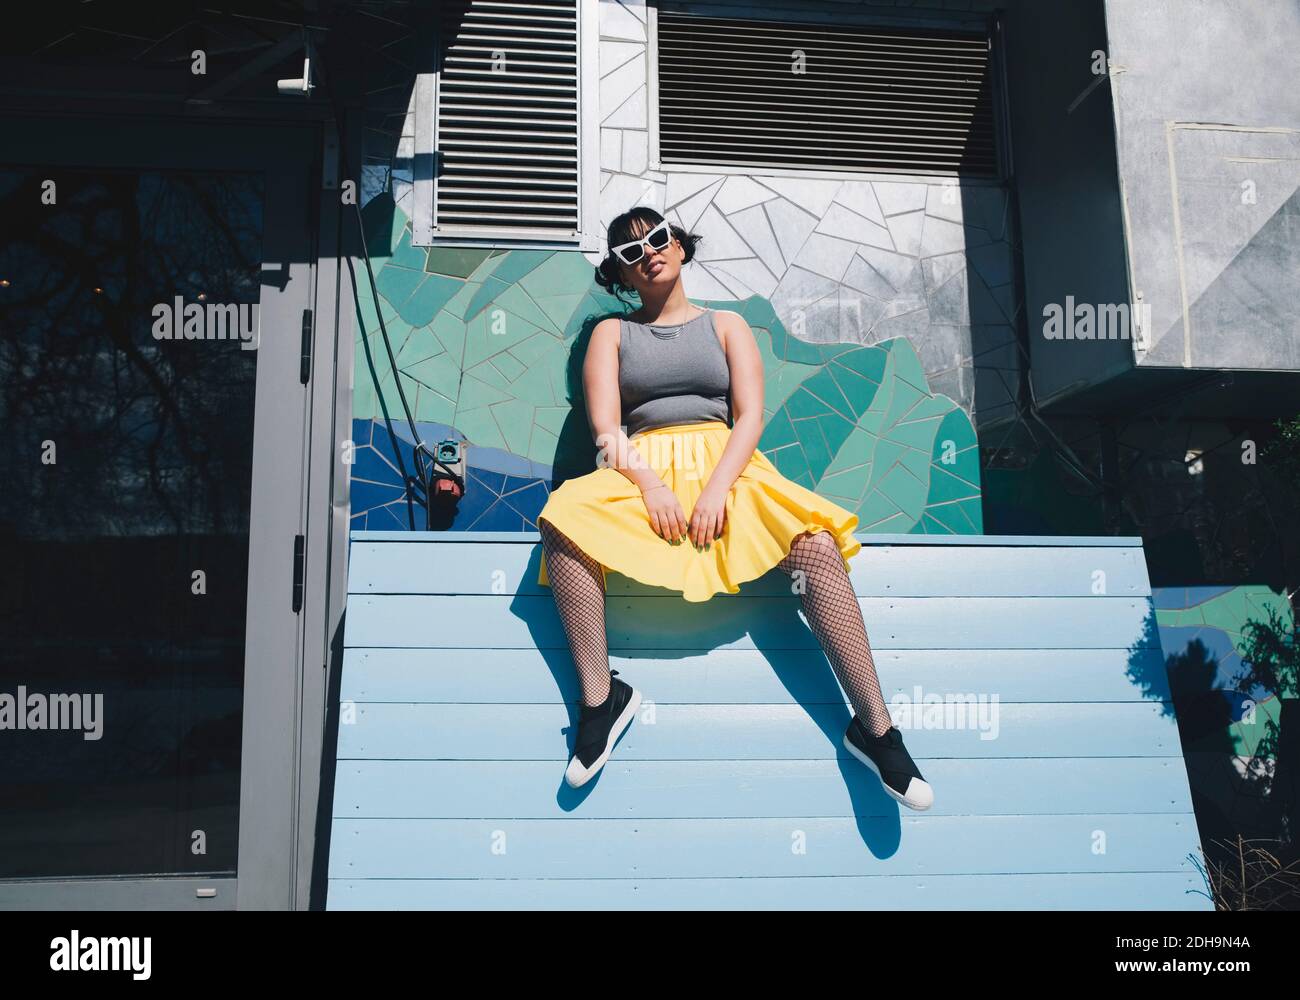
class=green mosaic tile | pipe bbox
[398,274,462,327]
[738,296,779,331]
[463,311,543,370]
[531,421,560,461]
[490,351,527,382]
[898,393,957,424]
[457,368,515,408]
[917,511,953,534]
[509,360,562,407]
[796,416,835,477]
[758,407,798,451]
[486,248,552,286]
[881,373,926,431]
[352,365,376,418]
[519,251,595,298]
[442,278,483,321]
[534,292,588,334]
[881,412,944,452]
[451,405,508,451]
[768,320,830,365]
[856,488,905,529]
[822,424,876,478]
[867,438,909,493]
[801,365,855,419]
[510,329,560,369]
[829,357,882,415]
[767,440,811,485]
[425,246,493,278]
[957,497,984,532]
[375,264,424,315]
[405,352,462,400]
[414,382,456,424]
[927,464,982,504]
[492,396,537,455]
[786,385,833,421]
[886,338,930,396]
[820,456,873,501]
[833,344,888,385]
[933,407,979,457]
[464,274,512,322]
[492,281,557,334]
[388,227,428,272]
[430,311,467,366]
[877,462,929,518]
[924,499,973,534]
[897,445,934,485]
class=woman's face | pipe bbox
[615,219,684,296]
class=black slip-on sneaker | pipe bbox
[843,717,934,811]
[565,669,641,788]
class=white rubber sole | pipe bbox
[565,687,642,788]
[843,734,935,811]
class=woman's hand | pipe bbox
[641,483,688,542]
[689,484,730,547]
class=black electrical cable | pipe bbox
[318,38,431,529]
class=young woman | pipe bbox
[536,206,933,811]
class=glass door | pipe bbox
[0,115,318,906]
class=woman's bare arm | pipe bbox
[702,310,764,495]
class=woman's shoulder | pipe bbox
[708,309,753,343]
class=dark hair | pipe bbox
[594,206,703,303]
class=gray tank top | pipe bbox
[618,307,731,438]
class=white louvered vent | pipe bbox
[434,0,580,237]
[657,11,999,177]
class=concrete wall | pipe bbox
[1104,0,1300,370]
[1001,0,1133,407]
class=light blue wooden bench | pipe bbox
[327,531,1213,910]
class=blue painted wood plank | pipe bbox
[331,758,1196,818]
[330,534,1208,910]
[327,814,1203,879]
[327,872,1211,910]
[339,646,1172,703]
[344,595,1158,650]
[352,531,1146,547]
[347,542,1151,598]
[335,702,1181,760]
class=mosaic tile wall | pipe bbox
[351,0,1011,534]
[350,196,982,532]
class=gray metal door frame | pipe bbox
[0,113,344,910]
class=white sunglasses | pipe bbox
[609,219,673,266]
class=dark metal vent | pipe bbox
[435,0,580,237]
[657,11,998,177]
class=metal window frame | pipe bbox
[648,0,1010,187]
[412,0,601,250]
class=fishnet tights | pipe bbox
[539,519,893,734]
[539,518,612,707]
[776,529,894,737]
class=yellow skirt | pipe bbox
[536,420,862,603]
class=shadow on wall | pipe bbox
[347,194,982,534]
[1153,585,1300,896]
